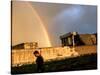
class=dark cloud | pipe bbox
[32,2,97,46]
[12,1,97,47]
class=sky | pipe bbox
[12,1,97,47]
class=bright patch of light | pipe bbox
[53,6,84,21]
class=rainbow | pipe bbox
[27,2,52,47]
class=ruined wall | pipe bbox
[11,45,97,67]
[75,45,97,55]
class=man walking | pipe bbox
[33,50,44,72]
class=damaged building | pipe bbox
[60,32,97,46]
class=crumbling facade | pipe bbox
[11,32,97,67]
[60,32,97,46]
